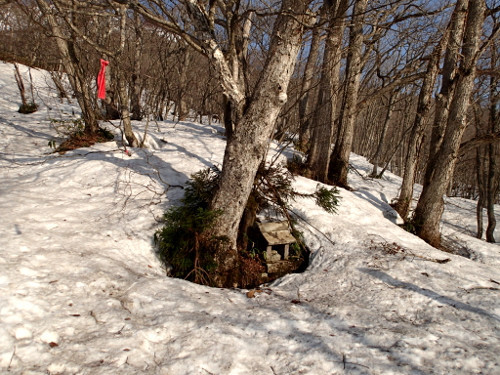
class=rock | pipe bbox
[266,250,281,263]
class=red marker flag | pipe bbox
[97,59,109,99]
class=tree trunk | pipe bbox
[328,0,367,187]
[486,61,499,242]
[35,0,99,134]
[297,13,322,152]
[50,71,69,102]
[307,0,348,182]
[370,91,396,177]
[117,73,139,147]
[476,146,486,239]
[177,48,191,121]
[425,0,468,173]
[414,0,485,247]
[13,63,27,106]
[209,0,308,287]
[485,141,498,243]
[130,13,143,121]
[394,35,447,220]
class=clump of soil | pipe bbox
[18,102,38,114]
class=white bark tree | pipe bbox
[131,0,312,286]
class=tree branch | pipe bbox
[459,131,500,156]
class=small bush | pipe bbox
[400,214,423,235]
[50,118,85,136]
[399,220,418,235]
[18,102,38,114]
[154,167,225,285]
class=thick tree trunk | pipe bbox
[307,0,348,182]
[395,36,447,220]
[328,0,367,187]
[414,0,485,247]
[209,0,308,287]
[425,0,468,174]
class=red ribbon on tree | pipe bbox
[97,59,109,99]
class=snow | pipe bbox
[1,62,499,375]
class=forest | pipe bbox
[1,1,500,374]
[1,0,499,287]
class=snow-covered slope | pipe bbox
[1,62,499,375]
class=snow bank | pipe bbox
[1,62,499,374]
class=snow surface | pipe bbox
[1,62,499,375]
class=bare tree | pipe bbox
[44,0,140,146]
[327,0,368,187]
[31,0,101,134]
[413,0,487,247]
[369,89,398,178]
[394,31,449,220]
[297,12,323,152]
[131,0,313,286]
[307,0,349,183]
[476,43,500,242]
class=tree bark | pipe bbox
[328,0,368,187]
[130,12,144,121]
[426,0,468,171]
[13,63,27,106]
[307,0,348,182]
[370,91,396,177]
[476,146,486,239]
[209,0,309,286]
[115,4,139,147]
[394,34,448,220]
[485,58,499,242]
[117,72,139,147]
[35,0,99,135]
[297,13,322,152]
[414,0,485,247]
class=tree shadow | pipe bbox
[0,115,54,140]
[359,267,500,322]
[352,189,402,224]
[147,280,433,375]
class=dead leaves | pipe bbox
[246,288,272,298]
